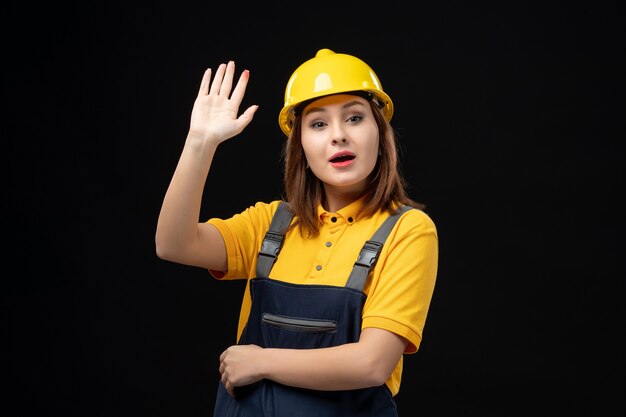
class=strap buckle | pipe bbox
[259,231,284,258]
[354,240,383,268]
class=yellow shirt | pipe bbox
[207,197,438,396]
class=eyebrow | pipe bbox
[303,100,367,117]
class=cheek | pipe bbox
[365,136,380,166]
[301,136,324,161]
[300,142,313,163]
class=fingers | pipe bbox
[207,61,235,97]
[228,68,250,106]
[218,61,235,96]
[237,105,259,128]
[197,68,209,97]
[200,60,250,95]
[208,62,228,95]
[219,357,236,398]
[220,373,235,397]
[197,60,253,113]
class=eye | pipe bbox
[346,115,363,123]
[309,120,327,129]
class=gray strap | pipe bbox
[256,202,294,278]
[345,205,413,291]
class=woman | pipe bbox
[156,48,438,416]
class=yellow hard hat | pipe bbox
[278,48,394,136]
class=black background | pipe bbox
[4,2,624,416]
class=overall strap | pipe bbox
[256,201,294,278]
[345,205,414,291]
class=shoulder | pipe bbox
[396,207,438,238]
[241,200,284,215]
[233,200,286,227]
[209,200,287,245]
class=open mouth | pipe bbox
[330,154,355,163]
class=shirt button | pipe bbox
[348,217,354,222]
[325,242,332,247]
[316,265,322,271]
[331,217,337,223]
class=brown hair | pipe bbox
[281,99,424,237]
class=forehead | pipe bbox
[302,94,370,116]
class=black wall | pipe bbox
[4,2,623,416]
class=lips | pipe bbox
[329,151,355,163]
[329,151,356,167]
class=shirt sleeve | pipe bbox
[206,201,281,280]
[361,209,439,353]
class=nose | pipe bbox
[331,124,348,144]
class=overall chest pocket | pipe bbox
[260,312,342,349]
[262,312,337,333]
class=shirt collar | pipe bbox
[317,195,367,224]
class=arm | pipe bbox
[219,327,408,397]
[155,61,258,270]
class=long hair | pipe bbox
[282,99,424,237]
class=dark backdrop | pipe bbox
[4,2,624,416]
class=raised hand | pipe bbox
[189,61,259,145]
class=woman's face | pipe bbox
[300,94,380,195]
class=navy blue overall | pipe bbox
[213,203,413,417]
